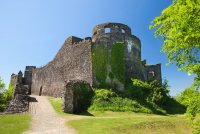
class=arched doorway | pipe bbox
[39,86,43,96]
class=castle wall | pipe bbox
[6,71,29,114]
[10,22,163,96]
[31,37,92,97]
[144,64,162,84]
[10,74,18,89]
[92,23,145,90]
[24,66,36,94]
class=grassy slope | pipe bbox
[48,97,64,115]
[0,114,31,134]
[69,115,191,134]
[48,97,193,134]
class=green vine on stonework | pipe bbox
[92,45,108,87]
[6,82,14,101]
[111,42,125,83]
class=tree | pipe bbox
[0,77,6,111]
[150,0,200,85]
[0,77,5,91]
[132,79,169,105]
[177,86,200,119]
[176,86,200,133]
[177,86,200,107]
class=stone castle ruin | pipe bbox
[5,71,29,113]
[8,23,162,113]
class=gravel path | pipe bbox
[23,95,76,134]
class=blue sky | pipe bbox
[0,0,194,95]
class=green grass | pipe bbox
[69,115,192,134]
[48,97,65,115]
[0,114,31,134]
[48,97,78,116]
[48,97,193,134]
[48,97,91,117]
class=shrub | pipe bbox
[131,79,169,105]
[0,104,6,112]
[89,89,152,113]
[148,80,169,105]
[0,78,5,91]
[177,86,200,119]
[186,99,200,120]
[161,97,186,114]
[131,79,151,99]
[4,82,13,101]
[177,87,200,107]
[92,89,117,102]
[0,77,6,112]
[0,79,14,112]
[193,120,200,134]
[126,79,185,114]
[177,86,200,133]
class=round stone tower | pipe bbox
[91,23,145,91]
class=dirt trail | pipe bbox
[23,95,76,134]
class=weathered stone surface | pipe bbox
[92,23,161,90]
[31,37,92,97]
[5,97,29,114]
[62,80,94,114]
[24,66,36,94]
[144,63,162,84]
[5,71,29,114]
[10,22,162,97]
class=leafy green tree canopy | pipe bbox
[150,0,200,85]
[0,77,5,92]
[132,79,170,105]
[177,86,200,120]
[0,77,6,111]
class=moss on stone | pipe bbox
[109,72,114,79]
[92,45,108,87]
[92,42,125,88]
[111,42,125,83]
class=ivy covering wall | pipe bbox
[92,42,125,88]
[92,44,108,87]
[111,42,125,83]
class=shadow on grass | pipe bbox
[141,102,168,116]
[74,111,94,116]
[161,98,186,114]
[141,97,186,115]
